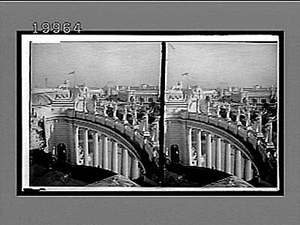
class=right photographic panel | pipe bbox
[163,33,283,192]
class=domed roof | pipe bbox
[31,93,53,106]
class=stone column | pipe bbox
[93,132,99,167]
[266,121,273,143]
[98,134,103,168]
[196,99,200,114]
[256,112,264,138]
[113,104,118,120]
[122,107,128,124]
[244,159,253,181]
[83,129,89,166]
[235,149,242,178]
[266,120,275,149]
[206,133,212,169]
[215,137,222,170]
[74,126,79,165]
[207,102,211,116]
[236,107,242,126]
[122,148,129,178]
[127,94,131,102]
[187,127,193,166]
[155,118,160,145]
[132,108,138,126]
[226,105,231,121]
[131,158,139,180]
[143,111,150,137]
[225,142,232,174]
[246,111,251,128]
[103,104,108,117]
[196,129,202,167]
[102,135,109,170]
[111,141,118,173]
[216,105,221,118]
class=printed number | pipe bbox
[73,22,83,33]
[32,22,83,33]
[52,22,61,34]
[32,22,38,33]
[41,22,50,33]
[63,22,71,33]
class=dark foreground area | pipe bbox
[30,162,258,188]
[30,149,273,188]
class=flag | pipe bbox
[182,72,188,76]
[69,71,75,75]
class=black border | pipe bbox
[17,30,284,196]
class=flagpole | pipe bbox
[159,42,167,186]
[69,71,76,98]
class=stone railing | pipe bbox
[178,110,276,159]
[66,109,157,158]
[185,111,261,148]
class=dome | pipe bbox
[31,93,53,106]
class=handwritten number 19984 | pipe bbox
[32,22,83,34]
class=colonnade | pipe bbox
[186,126,254,181]
[193,101,276,157]
[72,125,141,180]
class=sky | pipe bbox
[167,42,277,88]
[32,41,277,89]
[32,42,161,88]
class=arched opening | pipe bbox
[129,96,135,103]
[57,143,67,163]
[170,144,180,164]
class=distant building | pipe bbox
[118,84,159,103]
[202,89,218,99]
[89,87,105,98]
[165,82,188,117]
[230,85,276,104]
[185,85,205,100]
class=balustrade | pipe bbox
[181,102,275,157]
[68,101,267,183]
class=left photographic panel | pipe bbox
[18,33,162,195]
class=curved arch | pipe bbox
[65,117,153,175]
[166,117,270,179]
[56,143,67,163]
